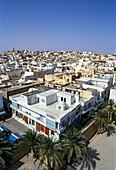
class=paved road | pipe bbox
[0,118,29,135]
[9,152,47,170]
[67,126,116,170]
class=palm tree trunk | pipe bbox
[97,121,101,134]
[110,112,112,122]
[97,125,101,134]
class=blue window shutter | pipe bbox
[47,120,55,128]
[13,103,17,108]
[40,115,43,122]
[41,99,45,103]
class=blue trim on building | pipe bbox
[47,120,55,128]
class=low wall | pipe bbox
[12,142,29,163]
[82,120,100,143]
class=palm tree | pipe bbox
[33,136,63,170]
[106,99,116,122]
[62,128,88,164]
[0,130,13,169]
[93,109,110,133]
[22,129,43,153]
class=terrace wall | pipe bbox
[12,142,29,163]
[82,120,100,142]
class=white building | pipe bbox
[77,77,112,100]
[93,73,115,85]
[109,85,116,103]
[10,89,82,139]
[98,66,114,72]
[0,92,6,118]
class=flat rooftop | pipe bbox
[63,85,78,91]
[1,82,44,92]
[32,101,78,119]
[78,77,109,83]
[86,88,96,92]
[11,93,85,119]
[38,89,59,97]
[57,91,74,96]
[23,86,51,96]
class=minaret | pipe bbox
[12,47,15,52]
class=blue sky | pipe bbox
[0,0,116,54]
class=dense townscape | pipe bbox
[0,49,116,169]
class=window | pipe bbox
[29,118,31,124]
[13,103,17,108]
[65,105,68,110]
[71,114,75,121]
[56,122,58,129]
[61,97,63,101]
[58,106,61,110]
[62,120,65,127]
[51,130,54,136]
[67,116,70,123]
[40,115,43,122]
[19,105,22,111]
[41,99,45,103]
[20,113,22,118]
[32,120,35,125]
[88,103,91,107]
[40,125,45,132]
[64,98,66,102]
[47,120,55,128]
[16,111,18,117]
[78,106,81,110]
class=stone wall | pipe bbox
[12,142,29,163]
[82,120,100,142]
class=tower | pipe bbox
[12,48,15,52]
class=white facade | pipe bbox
[109,89,116,102]
[98,66,114,72]
[93,73,114,85]
[37,90,58,106]
[9,82,109,140]
[9,88,99,139]
[10,90,82,139]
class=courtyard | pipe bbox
[0,118,29,136]
[8,124,116,170]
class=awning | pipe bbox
[0,112,6,116]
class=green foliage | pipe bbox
[0,130,13,169]
[100,100,108,109]
[62,128,88,164]
[21,129,43,153]
[106,99,116,121]
[22,128,88,169]
[92,109,110,133]
[33,136,63,170]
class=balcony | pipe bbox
[59,126,66,132]
[82,106,93,114]
[94,101,104,110]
